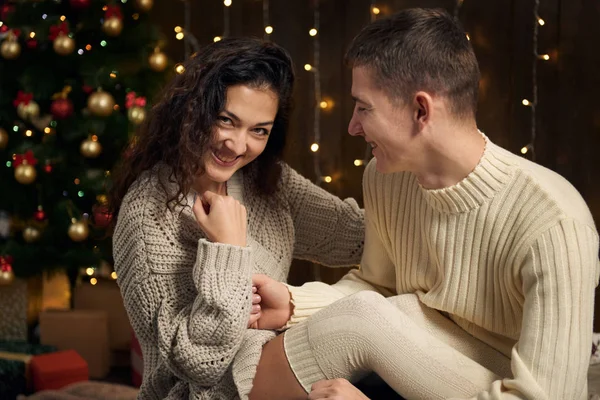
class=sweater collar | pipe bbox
[419,133,516,214]
[184,169,245,209]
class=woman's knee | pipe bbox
[309,290,397,341]
[328,290,390,317]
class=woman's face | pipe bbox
[202,84,279,183]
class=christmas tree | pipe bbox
[0,0,171,288]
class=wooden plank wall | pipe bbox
[151,0,600,329]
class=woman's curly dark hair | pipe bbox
[109,37,295,221]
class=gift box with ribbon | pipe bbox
[0,341,56,398]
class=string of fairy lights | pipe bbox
[520,0,548,161]
[263,0,272,40]
[354,2,381,168]
[307,2,383,183]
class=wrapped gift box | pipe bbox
[39,309,110,379]
[30,349,88,391]
[73,279,132,352]
[0,341,56,398]
[0,279,28,341]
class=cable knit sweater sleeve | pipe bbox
[285,161,397,327]
[114,178,254,389]
[154,239,253,387]
[281,163,364,267]
[460,219,600,400]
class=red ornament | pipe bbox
[13,91,33,107]
[49,22,69,41]
[82,85,93,94]
[125,92,147,109]
[69,0,91,9]
[0,255,13,271]
[26,39,38,49]
[14,150,38,167]
[44,162,53,173]
[105,5,123,20]
[93,204,113,228]
[1,5,15,20]
[50,98,74,119]
[0,25,9,34]
[34,208,46,222]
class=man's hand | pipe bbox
[251,274,293,330]
[309,379,370,400]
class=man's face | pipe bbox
[348,66,418,173]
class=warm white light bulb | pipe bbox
[309,28,318,36]
[521,146,529,154]
[538,18,545,26]
[311,143,319,152]
[176,32,184,40]
[371,7,380,15]
[265,26,273,34]
[320,101,329,109]
[522,99,531,106]
[354,159,364,166]
[323,176,332,183]
[304,64,313,71]
[224,0,232,6]
[214,36,222,42]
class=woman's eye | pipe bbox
[253,128,269,136]
[218,116,233,125]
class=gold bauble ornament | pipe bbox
[80,137,103,158]
[23,226,42,243]
[96,194,108,205]
[1,39,21,60]
[68,220,89,242]
[148,50,168,72]
[0,128,8,149]
[102,16,123,37]
[53,34,75,56]
[0,269,15,286]
[17,101,40,121]
[135,0,153,12]
[14,164,37,184]
[87,90,115,117]
[127,106,146,125]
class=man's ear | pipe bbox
[413,91,433,129]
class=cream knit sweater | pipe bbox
[112,163,364,399]
[284,137,600,399]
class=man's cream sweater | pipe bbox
[285,137,600,399]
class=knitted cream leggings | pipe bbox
[283,291,512,400]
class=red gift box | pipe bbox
[30,349,88,391]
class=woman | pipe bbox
[109,38,364,399]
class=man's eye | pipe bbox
[218,116,233,124]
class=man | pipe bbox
[248,8,599,400]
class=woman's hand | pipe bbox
[193,191,247,247]
[248,286,262,328]
[309,379,370,400]
[251,274,293,330]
